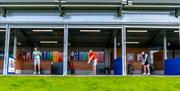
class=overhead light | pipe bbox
[32,30,53,32]
[126,42,140,44]
[40,41,58,44]
[17,42,21,46]
[80,30,101,32]
[127,30,148,33]
[117,42,121,46]
[68,43,71,46]
[174,30,179,33]
[0,30,5,32]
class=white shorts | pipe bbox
[92,59,97,67]
[34,58,40,66]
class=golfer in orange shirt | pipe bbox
[87,49,97,75]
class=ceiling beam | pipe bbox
[1,0,180,5]
[0,8,6,17]
[133,0,180,4]
[0,0,122,3]
[0,4,180,10]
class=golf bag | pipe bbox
[127,64,134,75]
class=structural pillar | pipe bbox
[13,32,17,59]
[179,25,180,46]
[114,31,117,59]
[3,24,10,75]
[121,25,126,76]
[63,24,68,76]
[163,31,167,60]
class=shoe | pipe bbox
[33,72,36,75]
[38,72,40,75]
[147,73,150,75]
[143,73,146,75]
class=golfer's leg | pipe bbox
[34,63,36,74]
[147,64,150,74]
[38,60,40,74]
[93,60,97,75]
[94,66,96,75]
[38,65,40,74]
[92,66,95,74]
[143,65,147,74]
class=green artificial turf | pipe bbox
[0,76,180,91]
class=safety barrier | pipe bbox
[164,58,180,75]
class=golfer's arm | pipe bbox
[88,56,93,63]
[145,55,148,62]
[39,52,42,56]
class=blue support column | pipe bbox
[3,24,10,75]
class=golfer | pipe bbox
[87,49,97,75]
[141,51,150,75]
[33,47,41,74]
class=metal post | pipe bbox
[163,31,167,60]
[114,31,117,59]
[104,48,108,67]
[63,24,68,76]
[3,24,10,75]
[13,32,17,59]
[179,25,180,46]
[122,25,126,76]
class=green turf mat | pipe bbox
[0,76,179,91]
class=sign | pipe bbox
[7,58,16,74]
[127,53,134,61]
[137,53,142,61]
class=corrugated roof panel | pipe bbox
[133,0,180,4]
[0,0,180,4]
[0,0,121,3]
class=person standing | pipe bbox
[33,47,41,74]
[71,51,74,60]
[141,51,150,75]
[68,61,75,75]
[87,49,97,75]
